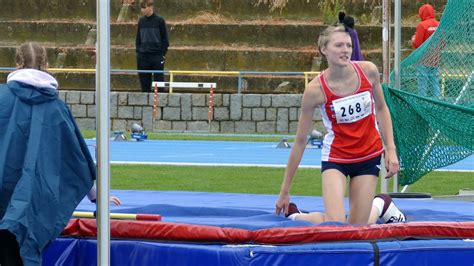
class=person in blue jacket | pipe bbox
[0,42,96,266]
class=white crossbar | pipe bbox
[152,82,216,89]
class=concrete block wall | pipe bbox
[59,91,322,133]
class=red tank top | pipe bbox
[319,62,383,163]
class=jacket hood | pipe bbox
[419,4,435,21]
[7,69,58,104]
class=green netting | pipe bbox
[384,0,474,186]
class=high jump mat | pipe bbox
[43,190,474,265]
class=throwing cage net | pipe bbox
[383,0,473,185]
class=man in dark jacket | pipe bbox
[136,0,170,92]
[0,42,95,265]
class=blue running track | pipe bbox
[85,139,474,171]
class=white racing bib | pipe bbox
[332,91,372,124]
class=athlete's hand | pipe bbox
[384,148,400,178]
[275,192,290,216]
[109,196,122,206]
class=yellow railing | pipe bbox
[165,70,319,93]
[48,68,96,73]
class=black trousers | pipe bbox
[137,53,166,93]
[0,230,23,266]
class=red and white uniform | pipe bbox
[319,62,383,163]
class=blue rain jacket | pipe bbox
[0,69,95,265]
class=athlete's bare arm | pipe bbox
[276,78,325,215]
[360,61,399,178]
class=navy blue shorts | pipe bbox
[321,155,382,178]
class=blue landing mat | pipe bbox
[45,234,474,266]
[42,191,474,265]
[76,190,474,230]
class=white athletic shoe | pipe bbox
[375,194,406,223]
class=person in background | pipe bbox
[411,3,441,98]
[136,0,169,92]
[338,11,364,61]
[411,4,439,49]
[0,42,121,266]
[275,25,405,226]
[0,42,96,265]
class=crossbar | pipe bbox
[152,82,216,89]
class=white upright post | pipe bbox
[96,0,111,265]
[393,0,402,193]
[382,0,391,84]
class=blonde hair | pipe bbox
[317,24,348,57]
[15,42,48,71]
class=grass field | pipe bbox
[110,164,473,197]
[81,130,288,142]
[82,131,472,197]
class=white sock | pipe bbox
[381,201,406,223]
[287,213,300,221]
[372,197,385,217]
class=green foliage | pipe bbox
[255,0,289,12]
[81,130,96,139]
[318,0,344,24]
[358,14,370,25]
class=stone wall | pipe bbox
[59,91,322,133]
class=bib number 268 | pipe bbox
[332,91,372,124]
